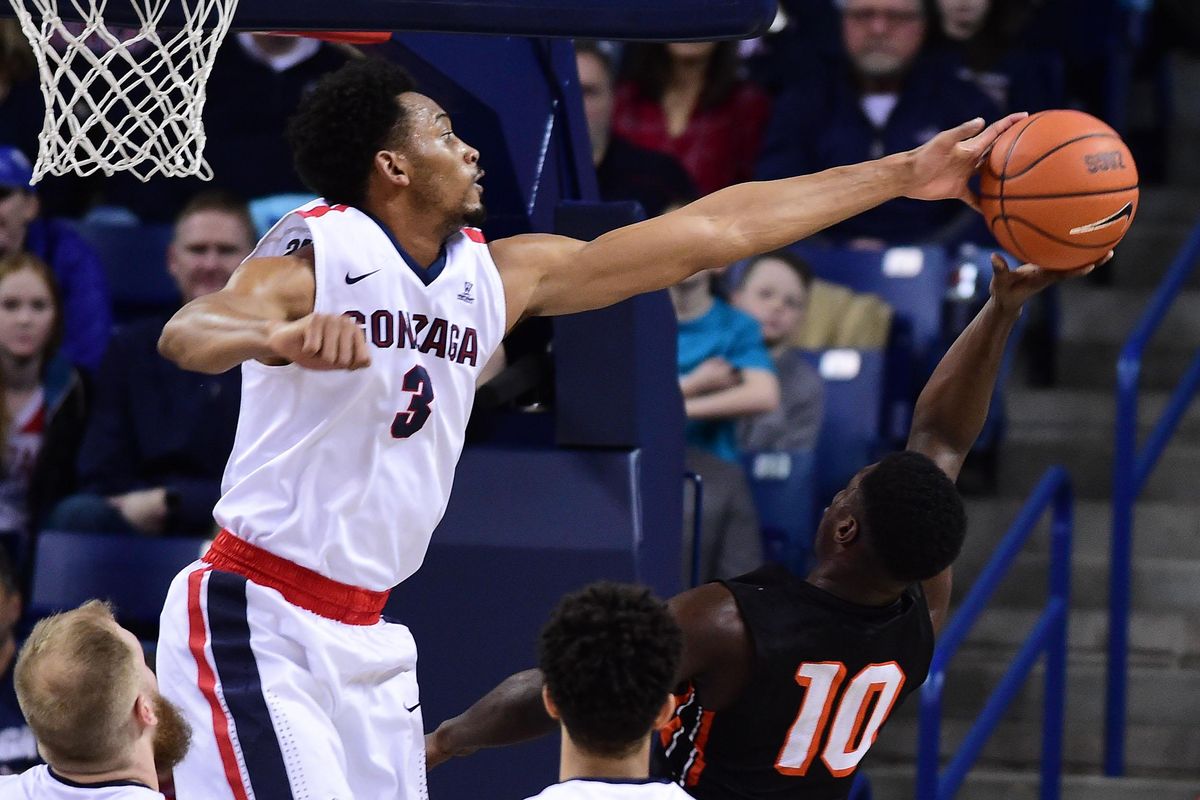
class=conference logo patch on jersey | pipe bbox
[457,282,475,304]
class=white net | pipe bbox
[7,0,241,182]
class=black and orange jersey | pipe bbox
[654,564,933,800]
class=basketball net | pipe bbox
[7,0,241,182]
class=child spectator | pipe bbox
[756,0,998,248]
[672,268,779,461]
[0,146,111,371]
[47,192,249,537]
[0,254,87,538]
[614,42,770,195]
[731,250,824,452]
[575,40,696,217]
[672,259,776,583]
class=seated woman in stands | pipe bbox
[730,250,824,453]
[0,253,86,547]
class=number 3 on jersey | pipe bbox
[775,661,905,778]
[391,366,435,438]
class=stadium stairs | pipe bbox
[864,54,1200,799]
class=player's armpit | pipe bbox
[668,582,754,712]
[922,567,953,636]
[159,254,316,374]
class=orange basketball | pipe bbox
[978,109,1138,270]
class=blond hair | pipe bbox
[13,600,142,768]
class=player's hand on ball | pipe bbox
[267,313,371,370]
[903,112,1028,209]
[989,251,1110,314]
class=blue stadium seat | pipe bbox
[791,243,950,364]
[741,448,817,573]
[27,531,207,634]
[800,349,886,506]
[70,221,179,322]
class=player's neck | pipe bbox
[364,196,453,269]
[806,564,904,608]
[559,733,651,783]
[51,749,159,792]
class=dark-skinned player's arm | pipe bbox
[490,114,1025,331]
[157,247,371,374]
[907,254,1102,634]
[425,583,754,770]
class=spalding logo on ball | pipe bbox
[979,109,1138,271]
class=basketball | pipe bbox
[979,109,1138,270]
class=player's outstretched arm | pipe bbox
[425,668,555,770]
[491,114,1026,328]
[158,252,369,374]
[908,253,1100,631]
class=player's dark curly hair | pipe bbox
[286,58,417,208]
[539,582,682,758]
[859,451,966,583]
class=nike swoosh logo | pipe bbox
[405,702,421,713]
[1069,202,1134,235]
[345,269,381,284]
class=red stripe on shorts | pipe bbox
[187,566,250,800]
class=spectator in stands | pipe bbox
[614,42,771,196]
[4,600,190,794]
[673,254,775,582]
[0,254,86,539]
[756,0,998,248]
[47,192,248,538]
[731,251,824,452]
[930,0,1063,114]
[0,23,41,162]
[575,40,696,218]
[0,146,111,371]
[0,548,37,775]
[673,269,779,462]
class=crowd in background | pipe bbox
[0,0,1171,775]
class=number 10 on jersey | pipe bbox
[775,661,905,778]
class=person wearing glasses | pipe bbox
[756,0,999,250]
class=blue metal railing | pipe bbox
[1106,221,1200,775]
[917,467,1072,800]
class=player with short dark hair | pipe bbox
[529,582,689,799]
[155,54,1025,800]
[427,254,1099,800]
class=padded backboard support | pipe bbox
[9,0,777,40]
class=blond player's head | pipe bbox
[13,600,191,774]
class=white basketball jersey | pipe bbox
[525,779,694,800]
[0,766,164,799]
[213,200,506,591]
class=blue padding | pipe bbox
[70,221,179,321]
[740,448,816,573]
[390,445,648,799]
[800,349,886,505]
[50,0,776,39]
[28,531,207,629]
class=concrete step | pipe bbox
[861,766,1200,800]
[1005,386,1200,444]
[960,497,1200,562]
[994,432,1200,501]
[963,606,1200,662]
[872,714,1200,776]
[1104,220,1200,291]
[1054,340,1199,392]
[950,552,1200,614]
[918,654,1200,728]
[1059,285,1200,348]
